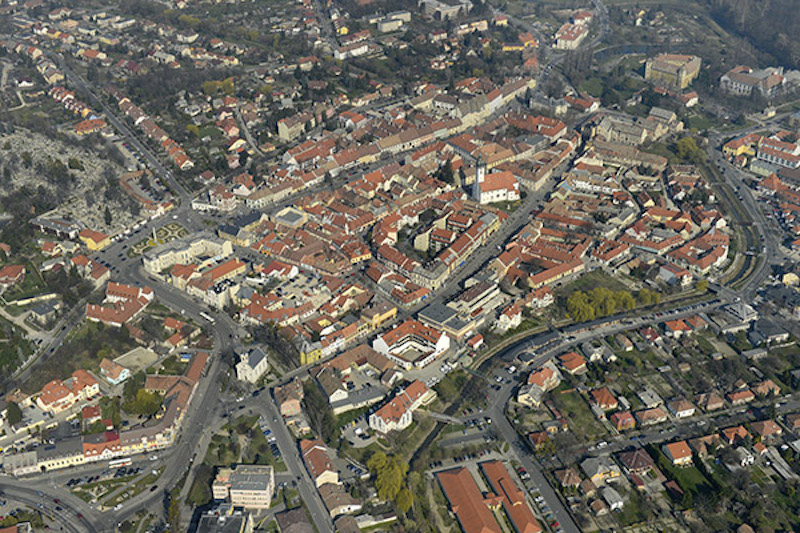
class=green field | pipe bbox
[550,387,608,442]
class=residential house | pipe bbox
[610,411,636,431]
[663,441,693,466]
[580,457,621,485]
[99,358,130,386]
[300,439,339,488]
[274,379,304,417]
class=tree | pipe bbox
[396,487,414,513]
[6,401,22,426]
[302,380,338,444]
[638,288,661,306]
[435,159,454,184]
[221,78,235,95]
[123,388,162,417]
[673,137,704,164]
[367,452,409,502]
[104,206,112,226]
[696,279,709,293]
[566,291,595,322]
[168,495,181,532]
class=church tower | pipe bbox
[472,157,486,201]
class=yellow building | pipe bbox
[361,302,398,330]
[300,344,322,366]
[38,448,86,472]
[722,134,759,158]
[645,54,701,89]
[79,228,110,251]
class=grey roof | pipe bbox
[233,211,263,228]
[228,464,273,492]
[649,106,676,121]
[277,210,304,225]
[243,347,268,370]
[276,508,314,533]
[315,367,346,398]
[38,436,84,461]
[418,302,458,325]
[30,300,57,316]
[197,507,252,533]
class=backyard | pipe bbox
[550,386,609,442]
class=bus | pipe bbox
[108,458,132,469]
[199,311,216,324]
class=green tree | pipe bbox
[104,206,112,226]
[168,495,181,532]
[6,401,22,426]
[221,78,235,96]
[567,291,595,322]
[673,137,704,164]
[436,159,454,184]
[123,371,146,402]
[202,80,219,96]
[638,288,661,306]
[368,452,408,501]
[396,487,414,513]
[696,279,709,293]
[302,380,338,444]
[123,389,162,416]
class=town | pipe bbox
[0,0,799,532]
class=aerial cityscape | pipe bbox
[0,0,798,531]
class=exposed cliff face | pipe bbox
[709,0,800,68]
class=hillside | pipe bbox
[709,0,800,68]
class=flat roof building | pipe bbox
[212,465,275,509]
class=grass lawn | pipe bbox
[0,316,34,375]
[640,142,680,165]
[550,387,608,441]
[653,448,713,495]
[72,474,139,503]
[106,467,164,506]
[2,303,29,317]
[579,77,604,97]
[156,355,187,375]
[244,429,288,472]
[684,111,720,132]
[614,349,660,373]
[198,124,223,140]
[695,334,716,356]
[2,266,48,302]
[555,270,629,299]
[768,343,800,360]
[396,415,436,462]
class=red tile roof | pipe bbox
[480,460,542,533]
[300,439,335,482]
[437,468,502,533]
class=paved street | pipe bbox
[485,374,582,533]
[0,10,789,530]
